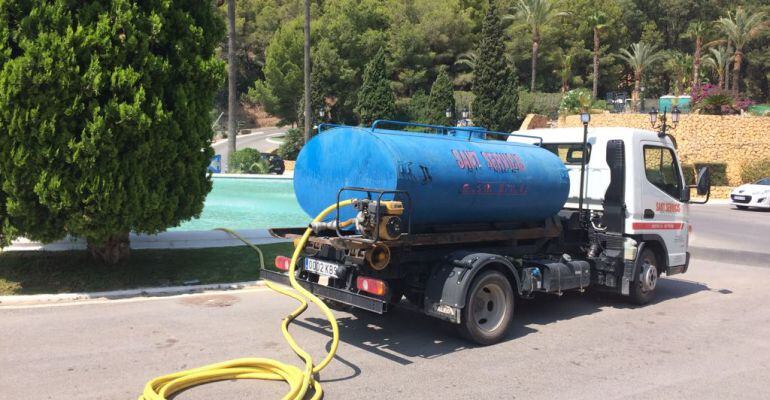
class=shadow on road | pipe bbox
[296,277,712,368]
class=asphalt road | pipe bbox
[212,127,287,172]
[2,204,769,400]
[689,203,770,266]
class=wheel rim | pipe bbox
[640,260,658,293]
[470,281,508,333]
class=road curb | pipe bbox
[690,246,769,268]
[0,280,266,307]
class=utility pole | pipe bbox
[303,0,312,143]
[227,0,237,158]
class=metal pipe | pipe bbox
[578,121,588,222]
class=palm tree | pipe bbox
[588,11,608,99]
[303,0,312,141]
[454,51,479,71]
[617,42,665,111]
[683,21,708,87]
[664,51,693,96]
[551,47,575,93]
[717,8,767,92]
[511,0,567,92]
[226,0,237,157]
[703,46,732,89]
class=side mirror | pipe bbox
[696,167,710,196]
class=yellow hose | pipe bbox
[139,200,353,400]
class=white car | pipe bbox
[730,177,770,210]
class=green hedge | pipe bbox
[683,163,728,186]
[518,91,562,119]
[741,159,770,184]
[228,148,269,174]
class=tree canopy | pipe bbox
[472,1,519,132]
[233,0,768,127]
[356,48,396,125]
[0,0,225,262]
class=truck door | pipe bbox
[636,143,688,267]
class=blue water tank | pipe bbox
[294,123,570,229]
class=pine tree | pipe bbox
[427,67,456,126]
[356,48,396,126]
[472,1,518,132]
[496,71,520,132]
[0,1,225,263]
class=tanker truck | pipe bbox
[263,120,711,345]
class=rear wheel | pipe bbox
[457,270,514,345]
[630,247,659,305]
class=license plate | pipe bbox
[304,258,341,278]
[733,195,746,201]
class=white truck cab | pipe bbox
[510,127,709,299]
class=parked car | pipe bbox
[730,177,770,210]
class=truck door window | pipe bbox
[543,143,591,165]
[643,145,682,199]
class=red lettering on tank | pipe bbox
[480,152,526,173]
[459,182,528,196]
[453,149,481,171]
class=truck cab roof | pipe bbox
[509,127,676,148]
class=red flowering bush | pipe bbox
[691,84,755,115]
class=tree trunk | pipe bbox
[692,36,701,88]
[88,233,130,265]
[303,0,312,143]
[717,69,724,90]
[592,27,600,99]
[732,49,743,93]
[530,32,539,93]
[632,71,641,112]
[226,0,237,159]
[725,39,732,90]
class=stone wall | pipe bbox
[558,113,770,198]
[520,114,550,130]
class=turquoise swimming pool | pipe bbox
[172,178,309,231]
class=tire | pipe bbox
[736,205,748,210]
[629,247,659,305]
[457,270,514,345]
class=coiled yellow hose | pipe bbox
[139,200,353,400]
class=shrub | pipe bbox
[694,163,727,186]
[559,88,598,116]
[277,128,304,160]
[518,91,562,119]
[682,164,696,185]
[740,159,770,184]
[691,84,754,115]
[0,1,224,263]
[228,148,270,174]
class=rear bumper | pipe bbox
[260,269,387,314]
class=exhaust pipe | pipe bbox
[365,244,391,271]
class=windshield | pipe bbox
[754,178,770,186]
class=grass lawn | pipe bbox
[0,243,294,295]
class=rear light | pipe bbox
[275,255,292,271]
[356,276,388,296]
